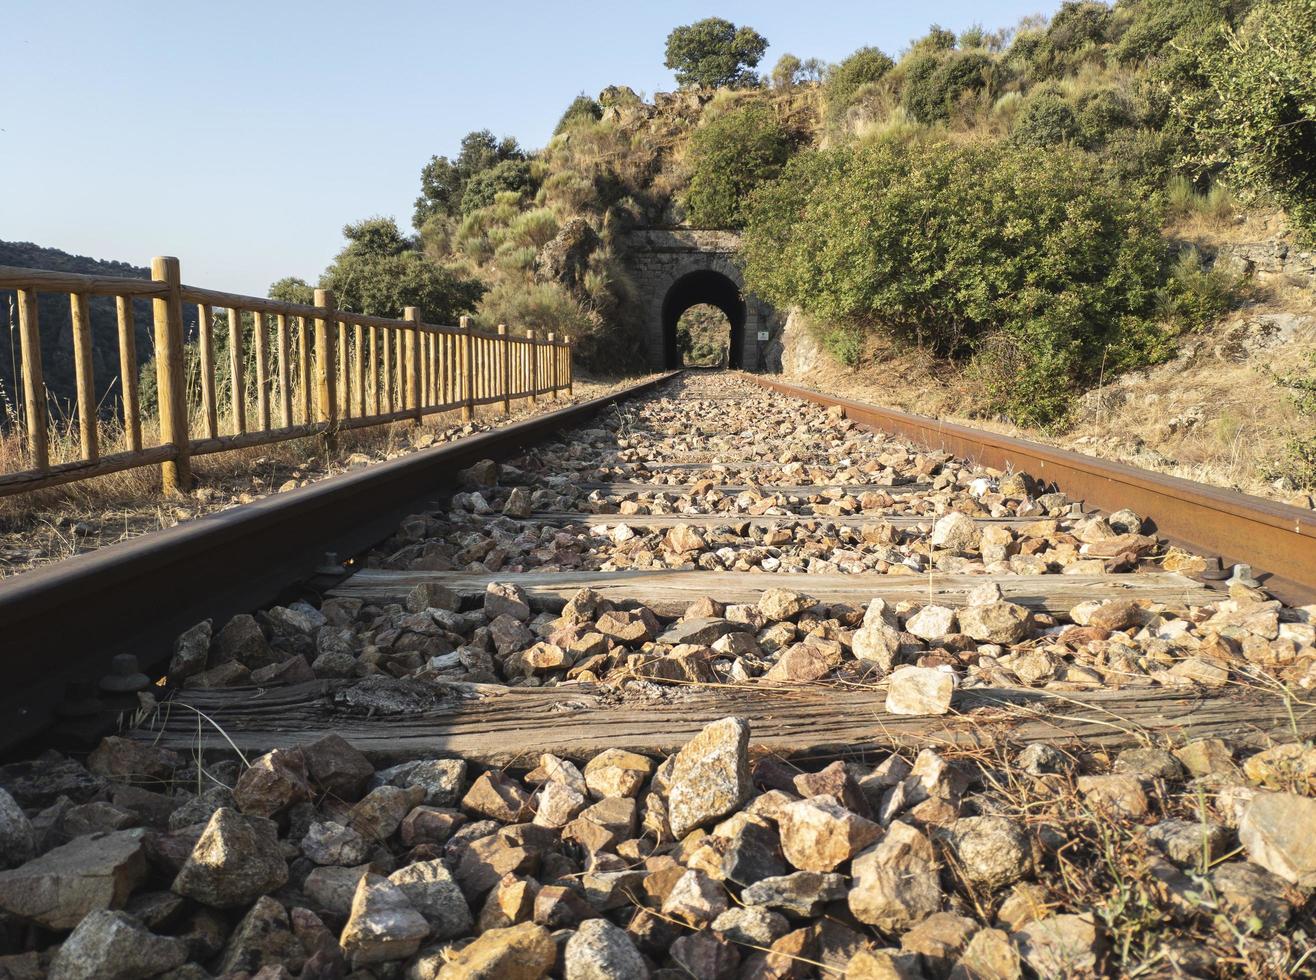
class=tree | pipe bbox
[268,277,315,305]
[412,130,526,228]
[772,53,802,90]
[1188,0,1316,242]
[554,94,603,135]
[664,18,768,89]
[321,217,484,321]
[684,105,793,228]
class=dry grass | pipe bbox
[0,373,658,576]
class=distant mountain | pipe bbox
[0,241,155,420]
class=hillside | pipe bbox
[0,241,154,416]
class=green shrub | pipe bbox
[819,323,865,367]
[1165,175,1235,220]
[554,95,602,135]
[901,52,992,123]
[741,136,1169,427]
[1075,88,1134,148]
[1154,247,1244,327]
[684,104,792,228]
[460,159,537,215]
[508,208,559,249]
[1011,88,1079,147]
[825,47,896,120]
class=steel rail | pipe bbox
[0,373,676,754]
[747,375,1316,606]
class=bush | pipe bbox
[1155,248,1244,327]
[461,159,538,215]
[824,47,896,120]
[1165,175,1235,221]
[664,17,768,89]
[1187,0,1316,243]
[819,323,865,367]
[741,136,1169,427]
[684,104,792,228]
[508,208,559,249]
[554,95,602,135]
[1011,88,1079,146]
[1266,351,1316,489]
[1074,88,1134,148]
[901,52,992,123]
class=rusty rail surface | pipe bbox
[747,375,1316,606]
[0,373,675,755]
[0,260,573,497]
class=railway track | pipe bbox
[1,371,1313,977]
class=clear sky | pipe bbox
[2,0,1059,295]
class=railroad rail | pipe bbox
[0,369,1313,756]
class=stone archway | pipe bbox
[661,270,745,369]
[620,228,779,371]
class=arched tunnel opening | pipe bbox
[661,269,745,369]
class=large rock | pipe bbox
[219,895,304,975]
[778,795,880,872]
[388,859,472,940]
[302,734,375,800]
[930,513,979,553]
[435,921,557,979]
[564,916,650,979]
[1013,913,1102,976]
[740,871,847,917]
[905,606,958,641]
[1238,791,1316,887]
[0,829,146,929]
[172,808,288,908]
[848,821,941,932]
[941,816,1033,890]
[339,873,430,966]
[0,787,36,870]
[667,717,752,839]
[885,666,954,716]
[957,602,1031,644]
[48,910,187,980]
[233,748,312,817]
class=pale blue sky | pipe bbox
[2,0,1059,295]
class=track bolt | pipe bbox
[1227,563,1262,588]
[99,654,151,694]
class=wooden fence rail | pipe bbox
[0,256,573,498]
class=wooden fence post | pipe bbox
[460,315,474,422]
[69,292,98,462]
[565,335,574,396]
[497,324,510,414]
[150,256,192,494]
[115,296,142,452]
[528,328,538,404]
[227,308,246,434]
[197,304,219,438]
[547,332,558,400]
[405,306,422,422]
[15,289,48,472]
[314,288,338,450]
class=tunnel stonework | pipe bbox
[620,228,778,371]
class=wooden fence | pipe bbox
[0,257,573,497]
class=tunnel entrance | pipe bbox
[661,269,745,369]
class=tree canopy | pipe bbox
[321,218,484,321]
[412,130,525,228]
[664,18,768,89]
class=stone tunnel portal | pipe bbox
[661,269,745,370]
